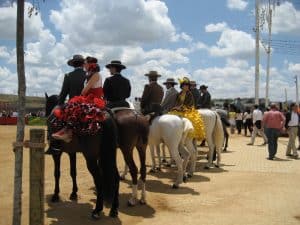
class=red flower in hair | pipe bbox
[88,63,98,71]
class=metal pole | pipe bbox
[255,0,260,105]
[296,75,299,106]
[265,5,272,108]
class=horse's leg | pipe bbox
[216,148,221,168]
[156,144,162,170]
[178,143,191,183]
[121,147,139,206]
[205,136,215,169]
[51,152,62,202]
[136,142,147,204]
[149,144,157,172]
[120,163,129,180]
[84,157,103,219]
[68,152,78,201]
[161,143,167,163]
[109,172,120,218]
[186,138,197,177]
[168,142,183,188]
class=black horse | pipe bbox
[45,94,119,219]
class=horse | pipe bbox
[46,94,120,219]
[111,108,149,206]
[149,109,224,170]
[121,114,196,188]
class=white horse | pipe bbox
[121,114,196,189]
[155,109,224,169]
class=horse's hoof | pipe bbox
[139,199,147,205]
[51,194,60,203]
[187,174,193,178]
[109,209,118,218]
[91,211,101,220]
[149,168,156,173]
[127,198,137,207]
[172,184,179,189]
[183,176,187,183]
[69,192,78,201]
[204,166,210,170]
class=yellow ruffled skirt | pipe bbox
[169,107,206,141]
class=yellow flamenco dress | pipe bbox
[169,91,206,141]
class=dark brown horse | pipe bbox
[112,109,149,206]
[46,94,119,219]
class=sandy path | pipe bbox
[1,125,300,225]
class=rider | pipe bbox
[140,71,164,115]
[103,60,131,108]
[51,56,106,142]
[161,78,178,113]
[45,55,86,155]
[169,77,205,141]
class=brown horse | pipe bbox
[46,94,119,219]
[112,109,149,206]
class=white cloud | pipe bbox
[227,0,248,11]
[50,0,178,46]
[288,63,300,74]
[0,2,44,41]
[205,22,228,32]
[209,28,255,58]
[0,46,10,59]
[272,2,300,35]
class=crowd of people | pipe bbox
[223,101,299,160]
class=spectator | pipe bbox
[285,103,299,158]
[235,109,243,135]
[243,108,253,136]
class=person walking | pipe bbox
[140,71,164,115]
[285,103,299,158]
[247,105,268,145]
[262,103,286,160]
[235,109,243,135]
[161,78,178,113]
[243,108,253,136]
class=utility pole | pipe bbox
[265,0,272,108]
[255,0,260,105]
[296,75,299,106]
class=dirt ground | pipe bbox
[1,125,300,225]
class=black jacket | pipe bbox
[285,111,300,128]
[103,74,131,107]
[190,88,200,109]
[198,91,211,109]
[58,68,86,105]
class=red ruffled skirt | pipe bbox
[51,88,107,135]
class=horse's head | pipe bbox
[45,92,59,117]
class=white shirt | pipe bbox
[288,111,299,127]
[252,109,263,123]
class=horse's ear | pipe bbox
[45,92,48,99]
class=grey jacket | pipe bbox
[161,87,178,113]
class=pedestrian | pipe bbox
[285,103,299,158]
[243,108,253,136]
[235,109,243,135]
[247,104,268,145]
[140,71,164,115]
[262,103,286,160]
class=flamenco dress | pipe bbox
[51,83,107,136]
[169,92,206,141]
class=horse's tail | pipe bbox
[137,115,150,144]
[182,117,194,137]
[100,117,119,203]
[213,113,225,153]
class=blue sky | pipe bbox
[0,0,299,101]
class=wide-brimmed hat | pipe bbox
[67,55,85,67]
[105,60,126,70]
[163,78,178,85]
[85,56,98,63]
[178,77,190,86]
[200,84,208,90]
[145,71,161,77]
[190,81,197,86]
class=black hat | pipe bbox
[190,81,197,86]
[200,84,208,90]
[163,78,178,85]
[105,60,126,70]
[85,56,98,63]
[67,55,84,67]
[145,71,161,77]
